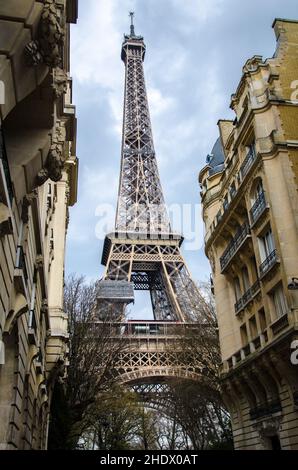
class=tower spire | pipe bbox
[129,11,135,36]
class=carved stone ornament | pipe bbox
[35,255,44,271]
[25,0,65,68]
[41,300,49,316]
[21,196,31,224]
[36,121,66,186]
[253,416,282,448]
[52,67,68,98]
[24,40,43,66]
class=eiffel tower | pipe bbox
[96,14,206,387]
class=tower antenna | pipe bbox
[129,11,135,36]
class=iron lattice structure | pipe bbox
[98,16,207,390]
[116,23,169,234]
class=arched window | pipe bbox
[250,178,264,206]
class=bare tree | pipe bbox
[163,379,232,449]
[155,413,190,450]
[48,275,127,449]
[161,281,233,449]
[78,385,162,450]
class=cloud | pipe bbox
[71,0,121,87]
[147,87,176,117]
[172,0,224,24]
[67,0,298,287]
[82,166,119,204]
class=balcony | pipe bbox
[249,399,282,420]
[220,222,251,272]
[240,146,257,179]
[234,279,261,314]
[250,191,268,226]
[259,249,279,278]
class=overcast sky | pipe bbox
[66,0,297,317]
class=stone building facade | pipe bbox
[199,19,298,450]
[0,1,78,449]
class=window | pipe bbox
[255,181,263,198]
[250,256,258,280]
[230,182,236,199]
[272,285,288,318]
[249,316,258,339]
[258,308,267,331]
[251,180,263,205]
[247,141,256,158]
[223,194,229,212]
[234,277,241,301]
[242,266,250,292]
[240,324,248,346]
[258,228,275,262]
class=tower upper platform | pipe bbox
[121,12,146,63]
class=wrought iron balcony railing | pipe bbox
[220,222,251,272]
[251,279,261,296]
[0,127,14,203]
[250,191,267,226]
[234,279,261,314]
[249,399,282,420]
[240,146,257,179]
[234,297,243,314]
[259,249,278,278]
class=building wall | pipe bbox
[0,0,78,449]
[199,19,298,450]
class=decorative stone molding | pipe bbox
[253,416,282,448]
[243,55,264,74]
[35,255,44,271]
[36,120,66,186]
[36,168,49,186]
[208,248,216,274]
[25,0,65,68]
[21,196,31,224]
[52,67,68,98]
[41,300,49,317]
